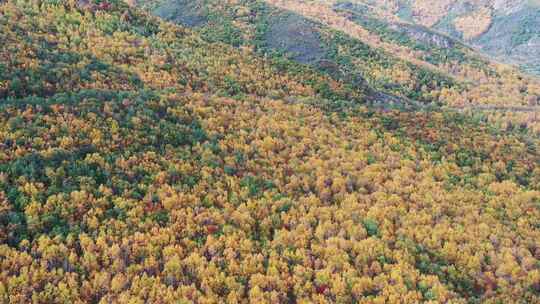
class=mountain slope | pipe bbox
[136,0,540,135]
[0,1,539,303]
[137,0,540,105]
[333,0,540,75]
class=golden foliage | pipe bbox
[0,1,539,303]
[454,7,493,40]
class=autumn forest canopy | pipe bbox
[0,0,539,303]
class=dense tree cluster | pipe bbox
[0,0,539,303]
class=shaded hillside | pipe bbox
[0,1,539,303]
[136,0,540,133]
[475,7,540,75]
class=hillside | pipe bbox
[327,0,540,75]
[136,0,540,135]
[1,0,540,303]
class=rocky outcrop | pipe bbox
[391,23,456,49]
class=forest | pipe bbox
[0,0,539,303]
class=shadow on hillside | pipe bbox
[1,38,143,100]
[152,0,208,27]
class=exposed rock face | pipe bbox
[393,23,456,49]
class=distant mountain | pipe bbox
[338,0,540,75]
